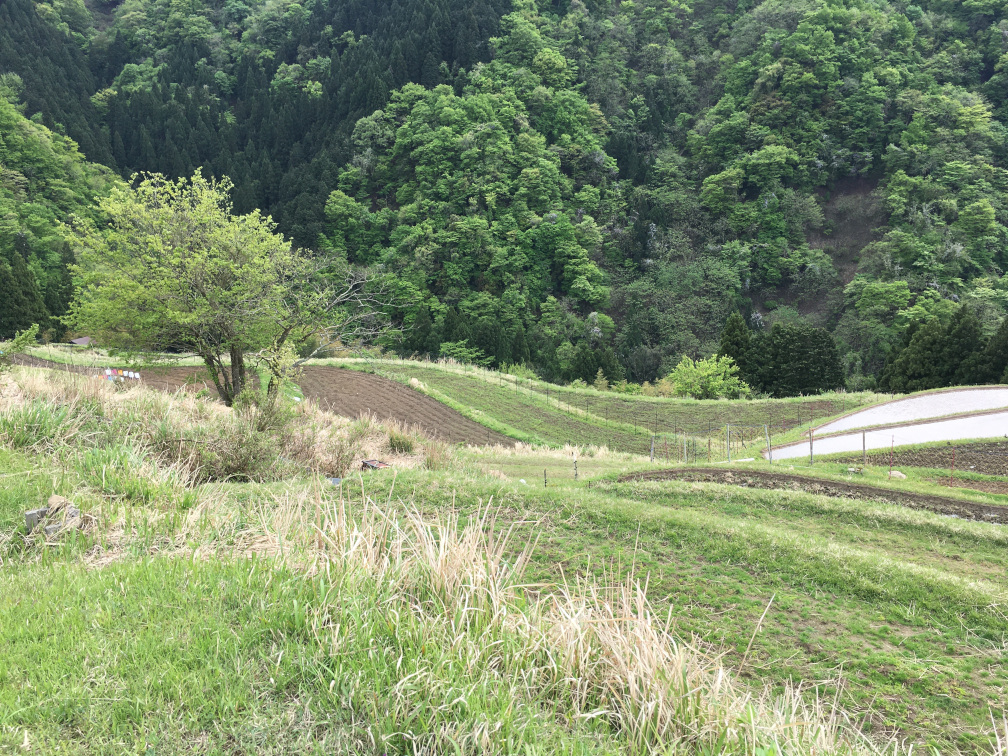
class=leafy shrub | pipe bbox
[439,340,491,367]
[233,388,295,434]
[502,363,537,380]
[195,418,279,482]
[656,356,752,399]
[0,324,38,372]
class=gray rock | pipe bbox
[25,507,49,533]
[26,495,84,536]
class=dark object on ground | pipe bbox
[361,459,390,471]
[618,468,1008,524]
[327,477,343,486]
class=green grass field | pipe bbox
[329,358,884,455]
[2,365,1007,754]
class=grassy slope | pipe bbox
[389,462,1008,752]
[328,358,884,454]
[4,440,1006,751]
[3,368,1008,752]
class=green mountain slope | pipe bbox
[3,0,1008,388]
[0,81,116,338]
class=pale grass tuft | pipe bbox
[248,486,929,756]
[545,575,887,754]
[993,711,1008,756]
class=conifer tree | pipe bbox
[718,312,756,386]
[879,318,947,393]
[982,316,1008,384]
[0,246,47,338]
[943,307,986,386]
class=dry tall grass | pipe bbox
[1,368,450,486]
[246,485,954,756]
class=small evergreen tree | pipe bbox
[942,307,985,386]
[407,304,433,356]
[718,312,751,376]
[766,323,844,397]
[878,318,946,393]
[982,315,1008,384]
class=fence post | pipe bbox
[808,426,813,465]
[650,434,655,462]
[726,424,731,463]
[544,468,547,488]
[574,456,578,480]
[764,424,771,464]
[862,430,866,467]
[889,436,894,479]
[949,446,955,485]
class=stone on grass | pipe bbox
[25,507,49,532]
[890,470,907,480]
[25,495,83,536]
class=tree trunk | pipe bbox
[200,351,233,406]
[230,344,246,400]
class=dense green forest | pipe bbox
[2,0,1008,391]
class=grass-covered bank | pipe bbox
[1,366,1006,754]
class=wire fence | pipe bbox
[831,442,1008,478]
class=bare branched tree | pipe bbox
[255,260,397,395]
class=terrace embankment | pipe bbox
[618,467,1008,523]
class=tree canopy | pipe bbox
[67,172,351,404]
[5,0,1008,391]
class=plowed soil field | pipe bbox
[297,366,513,446]
[835,442,1008,477]
[619,467,1008,523]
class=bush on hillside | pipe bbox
[656,356,751,400]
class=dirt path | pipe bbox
[297,366,514,446]
[618,467,1008,524]
[14,354,222,392]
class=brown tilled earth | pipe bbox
[618,467,1008,524]
[16,356,511,447]
[16,354,227,393]
[837,443,1008,477]
[297,366,513,446]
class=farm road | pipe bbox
[817,387,1008,433]
[772,410,1008,460]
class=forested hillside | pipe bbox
[0,75,115,339]
[3,0,1008,390]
